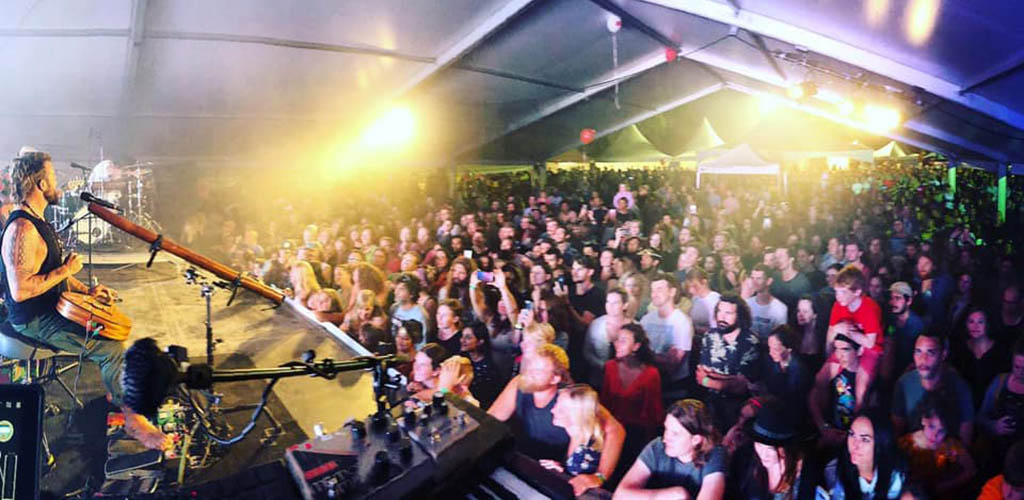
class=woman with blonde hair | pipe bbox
[342,289,386,336]
[545,384,606,478]
[289,260,321,307]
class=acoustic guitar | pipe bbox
[56,291,131,341]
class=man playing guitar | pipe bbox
[1,148,169,450]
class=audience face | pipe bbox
[753,442,784,471]
[921,414,947,448]
[605,292,626,318]
[394,282,412,304]
[715,301,739,333]
[518,356,559,393]
[833,337,860,371]
[570,261,591,285]
[412,351,438,383]
[966,310,987,340]
[846,416,875,472]
[437,305,457,332]
[956,274,971,295]
[825,267,840,288]
[796,298,816,326]
[834,284,859,308]
[889,290,909,316]
[451,262,469,285]
[613,329,639,359]
[749,269,770,294]
[867,276,884,300]
[844,244,861,263]
[395,329,414,354]
[1004,286,1022,317]
[767,334,791,364]
[529,265,549,287]
[649,279,675,309]
[459,326,481,354]
[1012,353,1024,384]
[916,255,935,280]
[913,335,944,379]
[662,414,702,461]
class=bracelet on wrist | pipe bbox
[595,472,606,484]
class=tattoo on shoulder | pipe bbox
[5,220,39,271]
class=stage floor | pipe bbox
[37,258,378,494]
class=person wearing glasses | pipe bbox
[613,399,726,500]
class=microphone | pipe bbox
[70,162,91,172]
[80,191,122,212]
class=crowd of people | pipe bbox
[191,158,1024,499]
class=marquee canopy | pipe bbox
[2,0,1023,170]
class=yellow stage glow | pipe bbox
[786,84,805,100]
[905,0,940,45]
[362,107,415,147]
[837,99,855,117]
[861,104,902,131]
[758,93,784,114]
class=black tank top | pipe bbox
[1,209,66,324]
[514,390,570,461]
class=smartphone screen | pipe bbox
[462,250,473,259]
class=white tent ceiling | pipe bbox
[1,0,1022,169]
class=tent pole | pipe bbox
[997,163,1008,226]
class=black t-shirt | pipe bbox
[570,285,606,321]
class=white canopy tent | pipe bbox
[695,143,779,188]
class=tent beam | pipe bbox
[395,0,537,97]
[545,83,724,159]
[644,0,1024,131]
[960,46,1024,95]
[454,52,668,157]
[0,28,127,37]
[902,119,1008,162]
[145,30,435,63]
[118,0,148,116]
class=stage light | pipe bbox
[837,99,856,117]
[861,104,902,131]
[787,81,817,100]
[906,0,940,46]
[362,107,415,148]
[758,93,784,114]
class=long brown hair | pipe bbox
[667,399,719,467]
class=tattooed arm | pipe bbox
[2,219,82,302]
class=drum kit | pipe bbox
[52,160,162,249]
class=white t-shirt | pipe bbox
[640,308,694,382]
[690,291,720,333]
[745,296,787,339]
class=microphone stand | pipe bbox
[177,351,397,448]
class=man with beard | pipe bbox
[886,281,924,378]
[488,344,625,494]
[695,294,761,430]
[563,256,605,328]
[891,331,975,445]
[1,149,169,450]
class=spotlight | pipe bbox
[837,99,856,117]
[787,81,817,100]
[362,107,415,148]
[861,104,902,131]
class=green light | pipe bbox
[947,165,956,195]
[998,167,1007,225]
